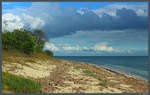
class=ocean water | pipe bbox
[55,56,148,80]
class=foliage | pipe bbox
[33,29,45,40]
[2,72,42,93]
[44,50,54,57]
[33,29,45,52]
[2,29,50,55]
[2,29,35,54]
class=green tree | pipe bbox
[2,32,16,49]
[2,29,35,54]
[33,29,45,52]
[44,50,54,56]
[13,29,35,54]
[2,28,54,55]
[33,29,45,39]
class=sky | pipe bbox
[2,2,148,56]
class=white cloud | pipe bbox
[22,14,45,29]
[2,13,45,32]
[93,4,147,17]
[43,42,147,56]
[63,44,81,51]
[93,42,120,53]
[2,13,24,32]
[44,42,121,53]
[45,42,59,51]
[77,10,84,15]
[44,43,90,51]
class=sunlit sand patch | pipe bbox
[2,62,56,78]
[109,80,119,83]
[119,84,132,88]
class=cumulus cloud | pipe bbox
[62,44,81,51]
[44,42,121,53]
[2,13,45,32]
[93,42,120,53]
[45,43,83,51]
[42,7,147,38]
[22,14,45,29]
[43,41,147,56]
[45,42,59,51]
[2,13,24,32]
[3,2,148,38]
[93,4,147,17]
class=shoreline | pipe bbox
[62,58,148,81]
[86,63,148,81]
[102,66,147,81]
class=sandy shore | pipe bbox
[89,63,147,80]
[2,54,148,93]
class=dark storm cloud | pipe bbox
[41,8,148,38]
[4,3,147,38]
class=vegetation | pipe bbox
[2,29,51,55]
[83,69,108,87]
[2,29,53,93]
[98,77,103,81]
[99,79,108,87]
[74,65,83,70]
[44,50,54,57]
[2,72,42,93]
[33,29,45,53]
[2,29,35,54]
[83,70,96,77]
[98,76,108,87]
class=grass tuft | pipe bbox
[97,76,108,87]
[83,70,96,77]
[2,72,42,93]
[74,65,83,70]
[98,77,103,81]
[99,79,108,87]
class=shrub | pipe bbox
[2,29,45,54]
[44,50,54,57]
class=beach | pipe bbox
[2,52,148,93]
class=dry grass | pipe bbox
[2,50,62,65]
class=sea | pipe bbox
[54,56,148,80]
